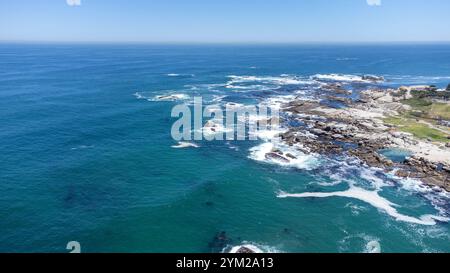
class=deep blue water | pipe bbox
[1,43,450,253]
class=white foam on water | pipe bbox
[134,92,189,102]
[228,244,264,253]
[277,186,449,226]
[339,233,381,253]
[385,75,450,84]
[236,114,268,131]
[249,142,319,170]
[312,74,383,83]
[359,167,393,190]
[200,119,234,136]
[133,92,148,100]
[336,57,359,61]
[171,142,200,149]
[225,242,281,253]
[153,93,189,101]
[227,75,314,86]
[225,84,273,92]
[317,179,345,187]
[389,170,450,198]
[225,142,240,151]
[364,240,382,253]
[71,145,94,150]
[167,73,195,77]
[251,128,286,142]
[387,170,450,216]
[225,102,245,109]
[185,83,226,91]
[344,202,368,216]
[263,95,297,109]
[211,95,227,102]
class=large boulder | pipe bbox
[362,75,385,82]
[265,152,290,163]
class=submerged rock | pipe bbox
[395,170,409,178]
[285,153,297,159]
[209,231,232,252]
[234,246,255,253]
[228,244,264,253]
[265,152,290,163]
[362,75,385,82]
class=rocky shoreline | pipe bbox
[267,81,450,191]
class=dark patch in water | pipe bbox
[63,187,76,207]
[208,231,232,253]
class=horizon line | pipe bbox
[1,40,450,45]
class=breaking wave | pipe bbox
[134,92,189,102]
[249,142,320,171]
[277,186,449,226]
[312,74,383,83]
[224,242,281,253]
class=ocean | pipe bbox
[1,43,449,253]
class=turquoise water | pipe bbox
[379,148,412,163]
[1,44,450,253]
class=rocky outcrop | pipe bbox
[265,152,290,163]
[362,75,385,82]
[234,247,255,253]
[275,85,450,191]
[322,83,352,95]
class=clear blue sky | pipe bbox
[1,0,450,43]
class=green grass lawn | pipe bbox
[384,116,450,143]
[402,98,450,120]
[431,103,450,120]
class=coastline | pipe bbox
[264,79,450,192]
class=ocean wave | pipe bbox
[167,73,195,77]
[224,242,281,253]
[261,93,320,112]
[249,142,320,170]
[277,186,449,226]
[71,145,94,150]
[384,75,450,86]
[225,142,240,151]
[184,83,227,91]
[336,57,359,61]
[171,142,199,149]
[200,119,234,137]
[386,75,450,81]
[227,75,315,86]
[364,240,382,253]
[251,128,286,142]
[339,234,381,253]
[211,95,227,103]
[225,84,274,92]
[302,157,450,224]
[386,169,450,216]
[344,202,368,216]
[134,92,189,102]
[312,74,383,83]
